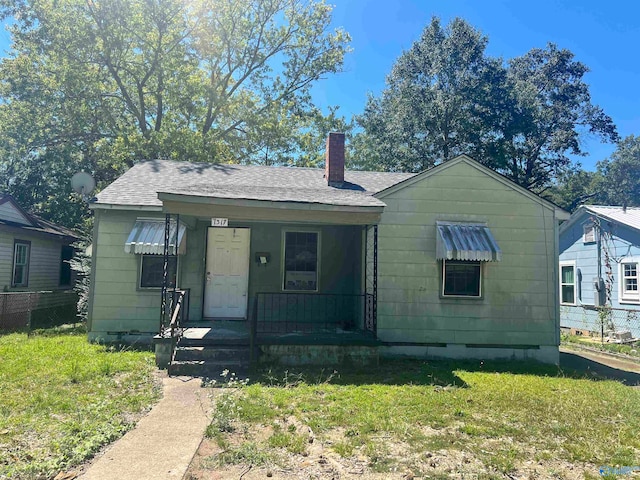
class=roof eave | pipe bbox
[156,192,386,213]
[89,203,164,212]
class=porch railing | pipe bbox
[252,292,375,336]
[159,288,190,338]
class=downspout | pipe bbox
[553,213,561,348]
[86,208,100,336]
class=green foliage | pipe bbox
[355,17,618,191]
[70,240,92,323]
[0,0,351,229]
[596,134,640,208]
[0,331,159,479]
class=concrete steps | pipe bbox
[169,343,251,378]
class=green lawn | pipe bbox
[0,328,160,479]
[198,361,640,479]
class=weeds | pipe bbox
[200,360,640,476]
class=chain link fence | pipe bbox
[560,305,640,342]
[0,291,79,332]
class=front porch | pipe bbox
[149,205,379,369]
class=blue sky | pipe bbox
[310,0,640,170]
[1,0,638,171]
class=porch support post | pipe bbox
[373,224,378,336]
[159,213,170,336]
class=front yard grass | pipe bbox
[190,360,640,479]
[0,327,160,479]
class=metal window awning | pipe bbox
[125,219,187,255]
[436,222,501,262]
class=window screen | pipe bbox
[140,255,177,288]
[442,260,481,297]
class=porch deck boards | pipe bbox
[179,321,379,346]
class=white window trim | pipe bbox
[441,260,482,298]
[281,229,321,293]
[138,254,179,290]
[559,260,577,306]
[12,240,30,288]
[619,257,640,304]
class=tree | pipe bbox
[542,168,598,211]
[354,17,505,173]
[595,135,640,208]
[0,0,350,229]
[503,44,618,189]
[354,17,618,190]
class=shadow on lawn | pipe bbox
[247,356,640,388]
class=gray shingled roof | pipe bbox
[95,160,415,208]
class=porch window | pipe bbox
[12,240,30,287]
[620,260,639,303]
[560,262,576,305]
[442,260,481,297]
[283,231,318,291]
[140,255,177,289]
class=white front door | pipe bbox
[203,227,251,319]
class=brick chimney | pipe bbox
[325,132,345,187]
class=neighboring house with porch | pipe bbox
[87,133,569,366]
[559,205,640,338]
[0,194,79,330]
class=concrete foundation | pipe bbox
[381,344,560,365]
[258,344,379,366]
[153,336,176,369]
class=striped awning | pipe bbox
[125,219,187,255]
[436,223,501,262]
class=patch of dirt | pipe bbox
[185,417,607,480]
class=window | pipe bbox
[12,240,30,287]
[442,260,481,297]
[620,260,639,303]
[583,223,595,243]
[59,245,74,286]
[283,231,318,291]
[560,262,576,305]
[140,255,177,288]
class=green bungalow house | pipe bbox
[87,134,569,368]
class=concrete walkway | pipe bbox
[560,346,640,386]
[79,373,211,480]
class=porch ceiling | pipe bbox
[158,193,383,225]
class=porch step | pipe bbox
[174,346,251,362]
[179,337,250,347]
[169,344,251,377]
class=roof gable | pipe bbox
[0,195,34,226]
[375,155,569,218]
[560,205,640,236]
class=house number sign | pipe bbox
[211,218,229,227]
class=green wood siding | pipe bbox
[89,210,363,338]
[377,161,558,347]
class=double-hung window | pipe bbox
[442,260,482,297]
[140,255,177,289]
[620,260,640,303]
[283,231,319,291]
[12,240,30,287]
[560,262,576,305]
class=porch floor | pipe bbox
[180,321,379,346]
